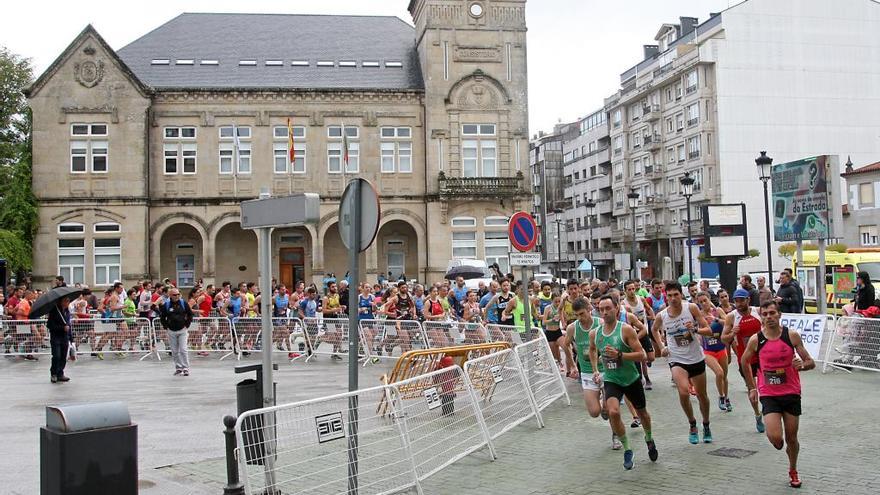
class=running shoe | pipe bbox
[623,449,634,470]
[174,369,183,376]
[331,354,343,361]
[646,440,658,462]
[611,434,623,450]
[703,425,713,443]
[756,415,765,433]
[644,380,653,391]
[370,357,380,364]
[789,469,802,488]
[631,418,641,428]
[718,397,727,412]
[688,426,699,444]
[725,397,733,412]
[182,369,190,376]
[96,353,104,360]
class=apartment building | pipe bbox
[842,159,880,248]
[26,1,532,288]
[530,121,577,263]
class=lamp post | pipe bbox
[585,198,596,279]
[627,188,640,280]
[756,151,775,292]
[679,171,696,282]
[553,208,564,277]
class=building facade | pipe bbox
[537,0,880,281]
[27,1,531,289]
[842,159,880,248]
[529,121,576,264]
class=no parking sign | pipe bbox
[508,211,538,252]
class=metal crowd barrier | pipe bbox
[1,319,50,357]
[485,323,543,346]
[358,319,428,362]
[823,316,880,373]
[300,317,365,362]
[149,317,237,361]
[422,321,490,348]
[514,336,571,411]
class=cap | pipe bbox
[733,288,750,299]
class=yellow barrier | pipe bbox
[377,342,510,416]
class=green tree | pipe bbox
[0,46,36,277]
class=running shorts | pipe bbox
[669,360,707,378]
[544,329,563,342]
[760,394,802,416]
[704,348,727,362]
[604,379,647,410]
[580,372,602,392]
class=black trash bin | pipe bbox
[235,364,277,465]
[40,402,137,495]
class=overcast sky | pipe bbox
[1,0,742,134]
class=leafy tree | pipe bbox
[0,46,35,277]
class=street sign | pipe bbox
[510,252,541,266]
[508,211,538,252]
[240,193,320,229]
[339,178,380,252]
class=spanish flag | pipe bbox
[287,118,295,162]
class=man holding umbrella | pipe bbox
[29,286,82,382]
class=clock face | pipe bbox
[469,3,483,17]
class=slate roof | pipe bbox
[116,13,424,91]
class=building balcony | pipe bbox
[591,249,614,261]
[437,171,526,199]
[611,226,634,243]
[648,223,671,239]
[644,166,664,180]
[643,104,661,121]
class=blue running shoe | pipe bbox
[718,397,727,412]
[688,426,699,444]
[646,440,658,462]
[756,416,765,434]
[703,426,713,443]
[623,449,634,470]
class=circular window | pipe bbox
[238,265,247,272]
[469,3,484,17]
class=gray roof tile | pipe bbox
[117,13,424,91]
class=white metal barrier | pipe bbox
[1,319,50,356]
[235,383,421,495]
[823,316,880,373]
[151,317,236,360]
[514,336,571,410]
[423,321,490,348]
[269,317,308,359]
[463,348,544,439]
[358,319,428,361]
[72,317,154,358]
[302,317,363,361]
[485,323,543,345]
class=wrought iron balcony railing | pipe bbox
[438,171,526,199]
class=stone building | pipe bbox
[841,159,880,248]
[26,1,531,289]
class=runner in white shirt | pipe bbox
[652,281,715,445]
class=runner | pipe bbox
[542,291,573,371]
[740,300,815,488]
[721,288,766,432]
[652,281,714,444]
[622,280,655,390]
[696,291,730,412]
[589,295,657,469]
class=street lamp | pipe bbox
[756,151,774,292]
[553,208,564,277]
[585,198,596,279]
[627,188,640,280]
[680,171,696,282]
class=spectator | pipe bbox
[47,296,74,383]
[853,271,875,311]
[687,281,699,302]
[756,275,774,306]
[699,279,720,306]
[159,288,193,376]
[53,276,66,288]
[775,271,801,314]
[740,274,760,307]
[782,268,804,312]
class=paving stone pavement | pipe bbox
[2,352,877,494]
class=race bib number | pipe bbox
[764,369,787,386]
[706,337,720,347]
[673,331,693,347]
[601,354,620,370]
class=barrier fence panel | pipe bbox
[422,321,490,348]
[235,384,421,495]
[302,317,364,361]
[231,317,263,356]
[463,348,544,439]
[358,319,428,361]
[386,365,496,482]
[71,317,154,358]
[485,324,542,346]
[1,319,50,356]
[823,316,880,373]
[270,317,308,359]
[151,317,237,360]
[515,337,571,410]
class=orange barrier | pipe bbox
[377,342,510,415]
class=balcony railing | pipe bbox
[437,171,525,198]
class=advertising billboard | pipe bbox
[771,155,841,241]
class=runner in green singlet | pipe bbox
[589,294,658,470]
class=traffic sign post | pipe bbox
[508,212,539,335]
[338,178,380,495]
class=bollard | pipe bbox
[223,415,245,495]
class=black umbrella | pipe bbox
[444,265,487,280]
[29,286,83,319]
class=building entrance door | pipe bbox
[280,248,305,288]
[387,250,405,281]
